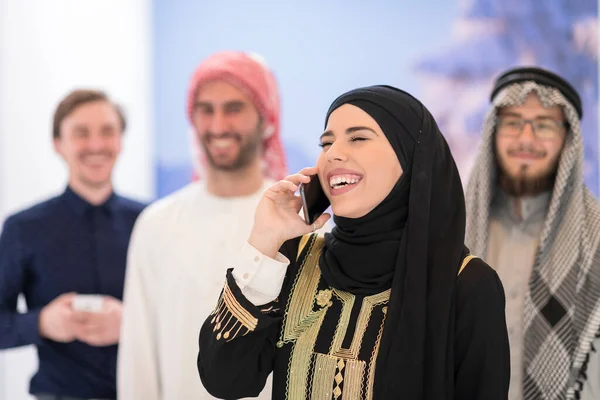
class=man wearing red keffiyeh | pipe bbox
[187,51,288,189]
[117,51,288,399]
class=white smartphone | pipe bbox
[72,294,104,313]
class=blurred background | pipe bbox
[0,0,597,398]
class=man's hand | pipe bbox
[39,292,78,342]
[73,296,123,347]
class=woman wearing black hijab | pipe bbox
[198,85,510,399]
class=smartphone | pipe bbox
[72,294,104,313]
[298,174,330,225]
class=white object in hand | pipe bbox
[72,295,104,313]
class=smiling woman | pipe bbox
[317,105,403,219]
[197,85,510,400]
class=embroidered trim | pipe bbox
[297,233,312,261]
[282,234,391,399]
[259,304,279,314]
[366,307,387,400]
[329,290,355,357]
[316,289,333,308]
[330,289,391,360]
[310,354,338,399]
[209,280,258,341]
[287,306,329,400]
[279,234,326,346]
[281,237,477,399]
[366,306,387,400]
[279,234,329,400]
[342,359,366,399]
[459,254,478,276]
[333,359,344,399]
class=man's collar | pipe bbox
[493,188,551,224]
[61,186,118,216]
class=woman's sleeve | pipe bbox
[454,258,511,400]
[197,238,300,399]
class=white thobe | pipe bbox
[118,181,276,400]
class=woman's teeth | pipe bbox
[329,175,361,189]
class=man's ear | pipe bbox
[53,137,63,157]
[263,124,274,139]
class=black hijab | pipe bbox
[319,86,467,399]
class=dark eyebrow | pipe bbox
[223,100,245,109]
[320,126,378,140]
[72,124,89,132]
[497,111,520,117]
[194,101,212,109]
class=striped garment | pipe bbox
[465,81,600,400]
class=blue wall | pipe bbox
[153,0,599,198]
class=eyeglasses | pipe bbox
[496,114,567,140]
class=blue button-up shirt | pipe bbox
[0,186,145,398]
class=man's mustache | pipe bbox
[203,132,242,142]
[79,151,113,157]
[507,144,546,158]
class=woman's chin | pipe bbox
[331,203,369,219]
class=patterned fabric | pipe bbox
[204,234,481,400]
[186,51,288,181]
[465,81,600,399]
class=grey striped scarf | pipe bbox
[465,81,600,400]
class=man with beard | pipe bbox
[0,89,145,400]
[117,52,289,400]
[466,66,600,400]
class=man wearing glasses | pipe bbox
[465,66,600,400]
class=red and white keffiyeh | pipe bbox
[186,51,288,181]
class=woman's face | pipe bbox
[317,104,403,219]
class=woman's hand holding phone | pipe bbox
[248,166,331,259]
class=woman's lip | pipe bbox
[326,168,363,181]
